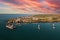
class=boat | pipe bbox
[38,24,40,30]
[6,24,15,29]
[52,24,55,29]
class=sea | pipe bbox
[0,14,60,40]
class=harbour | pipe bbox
[0,14,60,40]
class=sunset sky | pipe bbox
[0,0,60,14]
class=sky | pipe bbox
[0,0,60,14]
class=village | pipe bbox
[6,14,60,29]
[7,14,60,24]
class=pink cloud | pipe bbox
[0,0,60,14]
[45,0,60,10]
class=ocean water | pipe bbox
[0,14,60,40]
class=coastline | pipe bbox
[7,14,60,24]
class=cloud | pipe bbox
[0,0,60,14]
[45,0,60,10]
